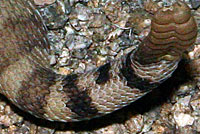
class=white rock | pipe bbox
[174,113,194,127]
[49,55,56,65]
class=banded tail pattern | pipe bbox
[0,0,197,122]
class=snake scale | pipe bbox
[0,0,198,122]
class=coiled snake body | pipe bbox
[0,0,197,122]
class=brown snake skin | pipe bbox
[0,0,197,122]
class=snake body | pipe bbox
[0,1,197,122]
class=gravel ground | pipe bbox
[1,0,200,133]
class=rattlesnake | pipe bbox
[0,0,197,122]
